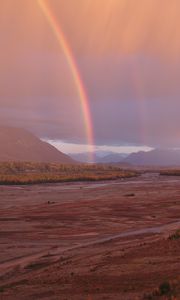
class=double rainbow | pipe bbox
[37,0,94,160]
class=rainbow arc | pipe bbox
[37,0,94,161]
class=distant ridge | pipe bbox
[69,151,128,163]
[124,148,180,166]
[0,126,74,163]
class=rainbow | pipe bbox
[37,0,94,160]
[131,59,148,145]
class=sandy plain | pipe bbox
[0,173,180,299]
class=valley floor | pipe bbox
[0,173,180,299]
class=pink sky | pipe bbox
[1,0,180,152]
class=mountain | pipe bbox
[68,152,95,163]
[98,153,128,163]
[124,149,180,166]
[68,151,128,163]
[0,127,74,163]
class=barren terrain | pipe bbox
[0,173,180,299]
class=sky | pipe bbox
[1,0,180,153]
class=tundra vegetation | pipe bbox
[0,162,137,185]
[144,279,179,300]
[168,229,180,240]
[160,169,180,176]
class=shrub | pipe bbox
[169,230,180,241]
[0,162,138,185]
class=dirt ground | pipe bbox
[0,173,180,299]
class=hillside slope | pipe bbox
[0,127,74,163]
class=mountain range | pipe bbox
[69,148,180,166]
[1,126,180,166]
[124,148,180,166]
[68,151,128,163]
